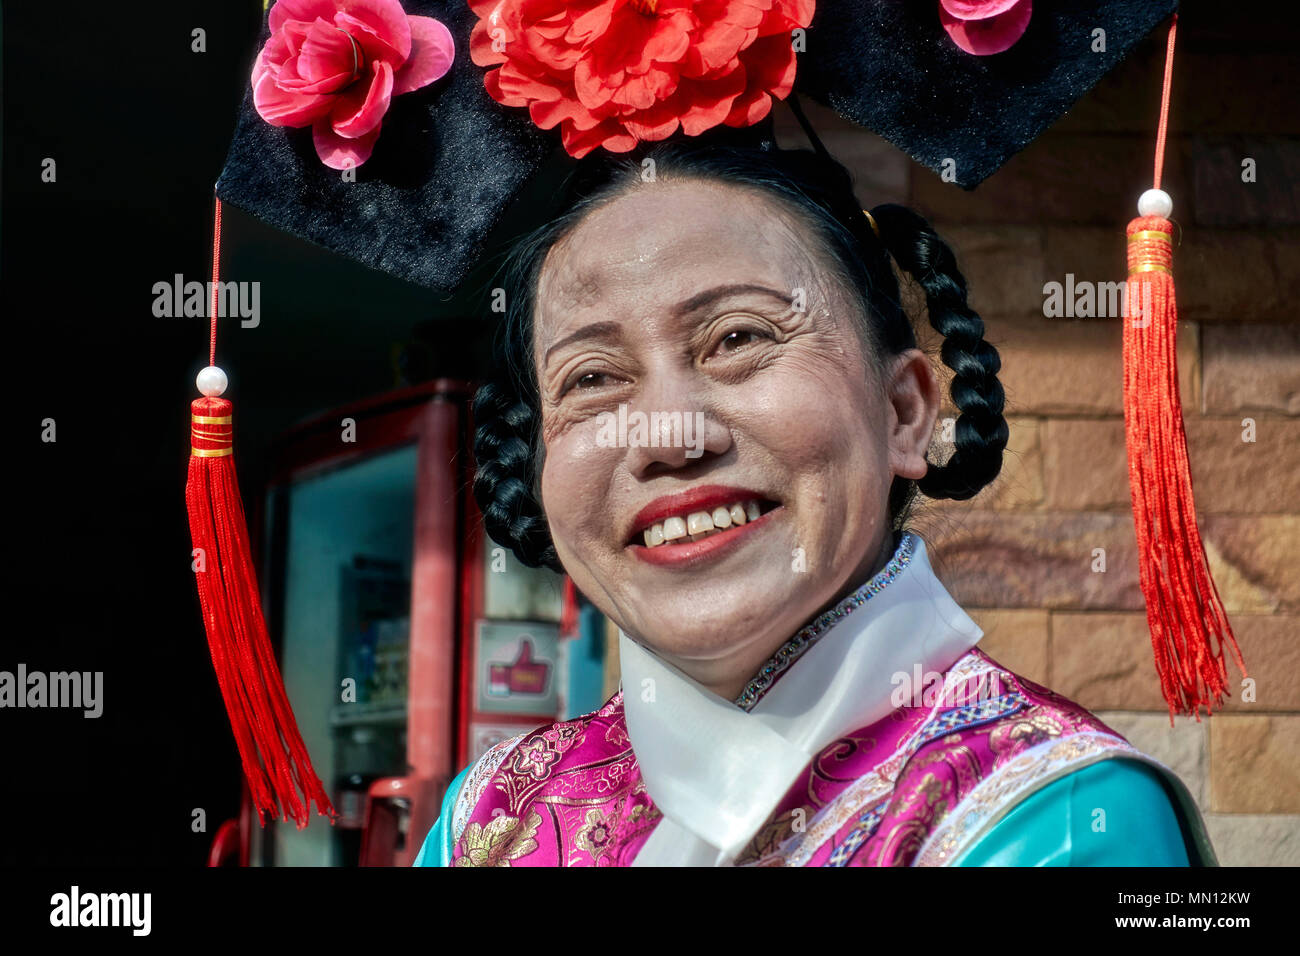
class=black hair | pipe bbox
[472,140,1008,571]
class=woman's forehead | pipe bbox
[534,180,823,349]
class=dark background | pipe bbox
[1,0,568,866]
[3,1,1296,867]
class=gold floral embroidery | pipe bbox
[573,807,616,862]
[454,809,543,867]
[616,801,661,850]
[735,807,806,865]
[604,720,630,747]
[496,719,594,811]
[911,740,983,796]
[514,735,562,780]
[988,708,1066,759]
[453,733,526,845]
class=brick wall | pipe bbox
[775,13,1298,865]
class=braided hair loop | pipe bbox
[870,204,1009,500]
[472,380,561,571]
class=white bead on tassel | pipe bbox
[196,365,228,397]
[1137,187,1173,218]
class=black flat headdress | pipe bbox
[216,0,1178,293]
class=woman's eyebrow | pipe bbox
[542,320,622,366]
[675,282,794,317]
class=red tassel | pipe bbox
[188,196,334,828]
[187,396,337,827]
[1120,14,1246,721]
[1123,218,1247,720]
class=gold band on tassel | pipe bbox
[1127,227,1173,277]
[191,407,233,456]
[1128,230,1173,244]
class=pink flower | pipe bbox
[938,0,1032,56]
[253,0,455,169]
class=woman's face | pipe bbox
[532,178,939,699]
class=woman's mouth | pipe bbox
[625,487,782,567]
[635,497,777,547]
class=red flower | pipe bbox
[938,0,1032,56]
[468,0,816,158]
[253,0,455,169]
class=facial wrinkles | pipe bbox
[540,183,868,515]
[538,185,846,383]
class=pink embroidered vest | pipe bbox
[446,647,1157,866]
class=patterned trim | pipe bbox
[913,730,1143,867]
[825,804,889,866]
[451,733,527,846]
[822,690,1028,866]
[777,762,898,866]
[733,532,917,711]
[769,651,1013,867]
[909,691,1028,751]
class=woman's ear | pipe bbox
[884,348,940,481]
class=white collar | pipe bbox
[619,533,982,866]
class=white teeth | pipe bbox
[637,499,771,548]
[686,511,714,535]
[661,516,688,541]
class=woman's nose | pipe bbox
[620,378,732,478]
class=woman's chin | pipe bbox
[587,508,820,669]
[616,563,805,665]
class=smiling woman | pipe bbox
[415,142,1217,867]
[509,146,998,700]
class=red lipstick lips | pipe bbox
[628,484,768,539]
[626,484,781,568]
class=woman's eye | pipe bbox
[714,328,769,355]
[572,371,611,391]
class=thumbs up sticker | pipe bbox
[487,639,551,697]
[477,622,560,715]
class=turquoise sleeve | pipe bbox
[412,765,472,867]
[954,758,1192,867]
